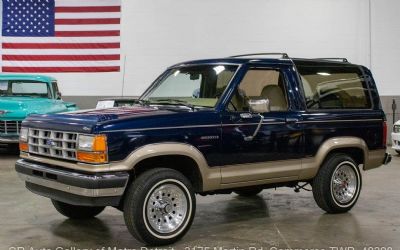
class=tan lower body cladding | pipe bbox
[20,137,387,192]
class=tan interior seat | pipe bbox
[230,90,247,111]
[261,85,287,111]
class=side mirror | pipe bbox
[56,91,62,99]
[248,99,270,113]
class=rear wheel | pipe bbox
[123,168,196,245]
[234,187,263,197]
[51,200,105,219]
[312,153,362,213]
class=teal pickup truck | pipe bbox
[0,74,78,147]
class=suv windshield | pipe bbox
[141,64,238,108]
[0,81,50,98]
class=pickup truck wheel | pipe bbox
[234,187,263,197]
[395,150,400,155]
[312,153,362,213]
[51,200,105,219]
[123,168,196,246]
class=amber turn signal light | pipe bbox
[92,135,107,151]
[19,142,28,152]
[77,151,108,164]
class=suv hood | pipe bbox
[23,106,177,133]
[0,96,67,120]
[66,106,170,122]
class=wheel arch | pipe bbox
[133,155,203,192]
[121,143,220,192]
[300,137,368,179]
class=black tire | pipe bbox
[51,200,105,219]
[234,187,263,197]
[312,153,362,214]
[395,150,400,155]
[123,168,196,246]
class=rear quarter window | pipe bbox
[296,64,371,110]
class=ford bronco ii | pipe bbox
[15,53,391,245]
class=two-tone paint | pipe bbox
[19,58,388,195]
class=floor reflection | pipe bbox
[51,217,113,241]
[194,194,270,227]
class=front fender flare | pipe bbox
[109,143,220,191]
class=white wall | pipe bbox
[371,0,400,95]
[50,0,398,97]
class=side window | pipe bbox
[228,69,288,112]
[0,81,9,95]
[297,65,371,109]
[52,81,60,99]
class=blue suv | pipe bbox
[15,53,391,245]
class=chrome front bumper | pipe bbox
[15,159,129,206]
[0,135,19,143]
[391,132,400,150]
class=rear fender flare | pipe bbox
[300,137,368,179]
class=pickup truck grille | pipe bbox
[28,128,78,161]
[0,121,22,134]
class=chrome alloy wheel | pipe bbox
[331,162,358,204]
[145,181,189,234]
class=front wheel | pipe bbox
[395,150,400,155]
[312,153,362,213]
[123,168,196,245]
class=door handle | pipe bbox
[240,113,253,119]
[286,117,299,124]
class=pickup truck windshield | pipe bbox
[141,65,238,108]
[0,81,50,98]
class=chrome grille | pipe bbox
[0,121,22,134]
[28,128,78,161]
[394,125,400,133]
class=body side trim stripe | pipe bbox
[103,122,285,132]
[298,118,383,124]
[103,118,382,133]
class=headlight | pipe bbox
[19,127,29,152]
[78,135,96,151]
[77,134,108,163]
[19,127,29,142]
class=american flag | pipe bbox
[0,0,121,73]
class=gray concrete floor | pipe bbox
[0,149,399,250]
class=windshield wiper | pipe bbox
[149,98,195,110]
[135,99,151,106]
